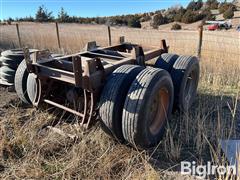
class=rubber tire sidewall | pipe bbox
[14,60,31,104]
[123,68,174,149]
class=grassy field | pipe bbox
[0,23,239,179]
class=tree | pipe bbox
[187,0,203,11]
[174,7,186,22]
[35,5,54,22]
[181,10,196,24]
[196,0,203,10]
[7,17,14,25]
[219,2,236,14]
[151,13,167,29]
[128,17,141,28]
[206,0,219,9]
[187,1,196,10]
[223,7,234,19]
[202,9,216,20]
[58,7,69,22]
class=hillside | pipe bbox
[141,10,240,31]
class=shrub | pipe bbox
[151,13,167,29]
[206,0,219,10]
[219,3,236,14]
[202,9,216,20]
[181,10,196,24]
[128,17,141,28]
[187,0,203,11]
[140,15,151,22]
[171,23,182,30]
[181,10,208,24]
[174,7,186,22]
[223,8,234,19]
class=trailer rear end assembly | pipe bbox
[15,39,200,149]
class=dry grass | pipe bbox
[0,23,239,179]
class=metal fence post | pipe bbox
[107,26,112,46]
[55,22,61,49]
[16,24,22,48]
[197,25,203,58]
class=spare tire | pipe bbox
[1,49,24,63]
[14,60,31,104]
[1,49,38,64]
[1,49,24,57]
[0,66,16,83]
[0,71,16,83]
[170,56,200,112]
[0,56,19,70]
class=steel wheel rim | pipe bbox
[149,88,170,135]
[184,69,197,105]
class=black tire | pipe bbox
[1,49,24,63]
[154,53,179,72]
[0,65,15,75]
[1,49,24,57]
[0,56,19,70]
[14,60,31,104]
[0,66,16,83]
[0,72,16,83]
[99,65,144,141]
[27,73,37,104]
[122,68,174,149]
[170,56,200,112]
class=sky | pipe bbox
[0,0,229,20]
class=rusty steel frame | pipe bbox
[23,40,168,128]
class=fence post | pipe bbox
[197,25,203,58]
[16,24,22,48]
[107,26,112,46]
[119,36,125,44]
[55,22,61,49]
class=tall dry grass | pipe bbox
[0,23,239,179]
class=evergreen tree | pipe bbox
[223,7,234,19]
[35,5,54,22]
[58,7,69,22]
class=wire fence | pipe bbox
[0,23,240,62]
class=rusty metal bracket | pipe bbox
[23,47,34,73]
[133,46,146,67]
[72,56,82,88]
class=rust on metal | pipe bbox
[25,40,169,128]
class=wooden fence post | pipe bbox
[55,22,61,49]
[119,36,125,44]
[107,26,112,46]
[16,24,22,48]
[197,25,203,58]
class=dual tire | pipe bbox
[99,65,174,148]
[154,53,200,112]
[100,54,200,148]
